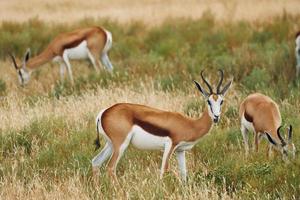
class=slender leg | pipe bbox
[100,53,113,71]
[292,144,296,159]
[268,144,273,158]
[92,142,113,168]
[107,134,132,180]
[176,150,187,182]
[241,125,249,157]
[160,141,174,179]
[253,132,259,152]
[164,145,176,172]
[92,142,113,177]
[258,133,264,141]
[59,62,66,82]
[258,133,269,156]
[96,60,104,70]
[62,53,74,84]
[107,149,119,181]
[87,51,100,72]
[295,48,300,77]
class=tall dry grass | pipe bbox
[0,169,236,200]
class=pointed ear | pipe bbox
[24,48,31,63]
[265,132,277,146]
[194,80,209,97]
[220,79,232,96]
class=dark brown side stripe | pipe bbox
[133,118,170,137]
[244,111,253,122]
[62,37,86,50]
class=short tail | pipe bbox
[94,118,101,151]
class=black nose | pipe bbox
[213,116,219,123]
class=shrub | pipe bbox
[242,68,271,91]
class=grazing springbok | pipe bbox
[239,93,296,160]
[9,26,113,86]
[92,70,232,182]
[295,31,300,77]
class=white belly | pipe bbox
[52,56,62,62]
[130,125,170,150]
[241,115,255,132]
[64,40,89,59]
[176,141,197,151]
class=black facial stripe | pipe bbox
[208,104,214,116]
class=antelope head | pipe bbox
[9,49,31,86]
[265,125,296,160]
[194,70,232,123]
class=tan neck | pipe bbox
[26,49,54,70]
[190,107,213,141]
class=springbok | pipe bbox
[295,31,300,77]
[9,26,113,86]
[92,70,232,182]
[239,93,296,160]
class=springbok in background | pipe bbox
[9,26,113,86]
[92,70,232,182]
[239,93,296,161]
[295,31,300,77]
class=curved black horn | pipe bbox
[9,53,18,70]
[216,69,224,94]
[288,125,293,143]
[277,126,286,146]
[265,132,277,146]
[200,70,213,94]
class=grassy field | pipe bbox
[1,6,300,200]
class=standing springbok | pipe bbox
[239,93,296,160]
[295,31,300,77]
[9,26,113,86]
[92,70,232,182]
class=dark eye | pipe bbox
[220,100,224,105]
[207,100,211,106]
